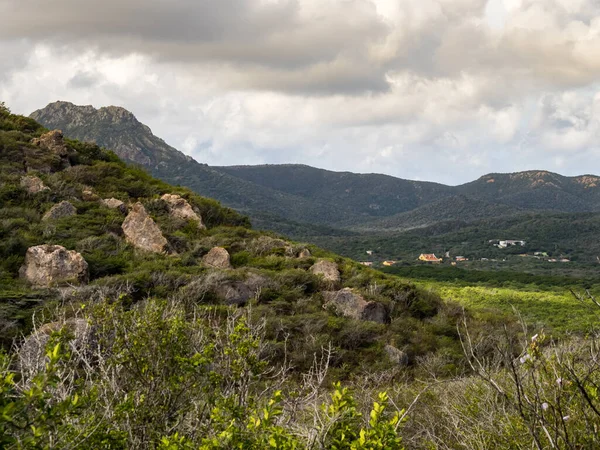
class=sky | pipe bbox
[1,0,600,185]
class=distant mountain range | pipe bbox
[31,101,600,264]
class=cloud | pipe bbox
[1,0,600,184]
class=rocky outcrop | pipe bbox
[18,318,93,376]
[202,247,232,269]
[20,176,50,194]
[31,130,69,160]
[323,288,389,324]
[384,345,408,367]
[101,198,128,214]
[310,259,341,283]
[161,194,205,229]
[42,201,76,221]
[121,203,169,253]
[19,245,88,287]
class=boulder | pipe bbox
[81,186,99,201]
[384,345,409,367]
[121,203,169,253]
[323,288,389,324]
[20,175,50,194]
[202,247,232,269]
[298,248,312,258]
[18,318,93,376]
[310,259,341,283]
[19,245,88,287]
[42,201,76,221]
[362,302,389,323]
[101,198,128,214]
[161,194,206,229]
[30,130,70,168]
[214,281,255,306]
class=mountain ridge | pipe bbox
[30,101,600,235]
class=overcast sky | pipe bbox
[1,0,600,184]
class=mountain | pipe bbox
[456,172,600,212]
[30,102,354,226]
[217,164,454,222]
[29,102,600,257]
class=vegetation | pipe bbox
[7,103,600,448]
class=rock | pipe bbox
[202,247,232,269]
[81,186,99,201]
[42,201,76,221]
[310,259,341,283]
[362,302,389,323]
[161,194,206,229]
[298,248,312,258]
[384,345,408,367]
[101,198,128,214]
[18,318,93,376]
[323,288,389,324]
[31,130,70,168]
[20,175,50,194]
[19,245,89,287]
[121,202,169,253]
[214,281,255,306]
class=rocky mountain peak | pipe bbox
[30,101,187,168]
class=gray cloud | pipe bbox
[2,0,600,184]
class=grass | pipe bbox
[400,278,600,334]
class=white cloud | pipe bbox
[1,0,600,184]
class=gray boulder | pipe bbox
[202,247,232,269]
[101,198,128,214]
[122,202,169,253]
[214,281,255,306]
[384,345,409,367]
[298,248,312,258]
[20,175,50,194]
[310,259,341,283]
[161,194,206,229]
[42,201,76,221]
[19,245,88,287]
[323,288,389,324]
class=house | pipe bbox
[382,260,397,266]
[419,254,442,263]
[498,240,526,248]
[455,256,468,262]
[366,250,374,256]
[360,261,373,267]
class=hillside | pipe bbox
[353,195,522,231]
[1,103,478,375]
[4,104,600,448]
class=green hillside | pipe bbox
[3,103,600,448]
[2,103,479,375]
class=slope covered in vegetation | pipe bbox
[0,103,485,375]
[4,104,600,448]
